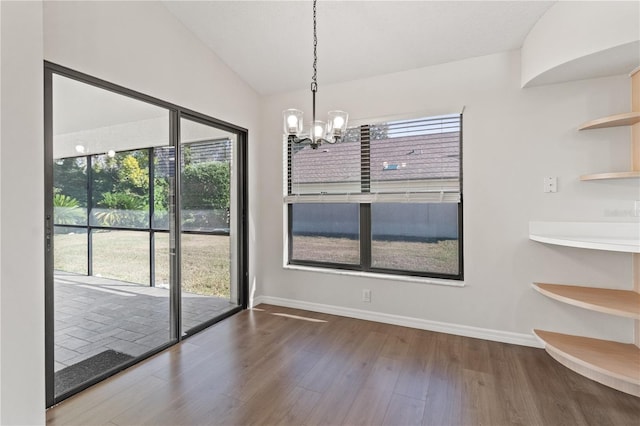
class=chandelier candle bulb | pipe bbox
[313,121,326,139]
[283,109,303,135]
[328,111,348,138]
[333,116,344,128]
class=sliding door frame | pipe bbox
[44,61,249,407]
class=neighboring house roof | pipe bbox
[156,138,231,177]
[291,131,460,185]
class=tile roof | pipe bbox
[290,131,460,186]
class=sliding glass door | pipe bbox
[44,64,247,407]
[179,117,240,335]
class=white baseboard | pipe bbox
[252,295,542,348]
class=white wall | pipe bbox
[43,0,261,301]
[0,2,3,418]
[44,1,259,131]
[521,1,640,87]
[0,1,261,422]
[0,1,45,424]
[259,50,637,345]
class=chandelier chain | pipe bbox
[282,0,346,148]
[311,0,318,93]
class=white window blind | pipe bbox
[285,114,461,203]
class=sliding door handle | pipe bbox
[45,215,52,252]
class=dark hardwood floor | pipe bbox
[47,304,640,425]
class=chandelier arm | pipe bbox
[289,135,312,145]
[318,137,338,145]
[325,137,339,144]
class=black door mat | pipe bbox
[55,349,134,396]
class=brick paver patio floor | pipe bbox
[54,272,236,372]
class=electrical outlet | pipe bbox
[362,289,371,303]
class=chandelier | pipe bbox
[283,0,348,150]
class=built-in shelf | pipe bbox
[529,221,640,253]
[578,112,640,130]
[580,171,640,181]
[533,283,640,319]
[533,330,640,397]
[532,68,640,398]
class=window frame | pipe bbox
[286,115,464,281]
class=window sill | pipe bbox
[283,264,465,288]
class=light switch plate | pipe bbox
[544,176,557,193]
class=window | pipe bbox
[285,114,463,280]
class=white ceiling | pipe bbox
[163,0,555,95]
[53,74,168,135]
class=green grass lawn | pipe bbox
[292,236,360,264]
[293,235,458,275]
[56,231,457,299]
[54,230,231,298]
[371,238,458,274]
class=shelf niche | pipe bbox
[578,66,640,180]
[531,65,640,398]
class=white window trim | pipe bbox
[282,264,465,287]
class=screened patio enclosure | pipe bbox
[53,139,234,297]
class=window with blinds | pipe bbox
[285,114,461,203]
[285,113,463,280]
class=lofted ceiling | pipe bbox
[163,0,555,95]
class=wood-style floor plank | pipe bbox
[517,344,591,425]
[258,386,322,426]
[487,342,545,425]
[342,356,403,426]
[422,333,464,426]
[47,304,640,426]
[382,394,425,426]
[393,329,437,402]
[305,330,388,425]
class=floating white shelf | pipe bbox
[529,221,640,253]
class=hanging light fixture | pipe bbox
[283,0,348,150]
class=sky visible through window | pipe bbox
[381,113,460,138]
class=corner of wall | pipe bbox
[521,1,640,87]
[0,1,3,419]
[1,0,45,423]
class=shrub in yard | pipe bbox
[181,162,230,229]
[53,158,87,205]
[94,192,147,227]
[53,193,85,225]
[182,162,230,210]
